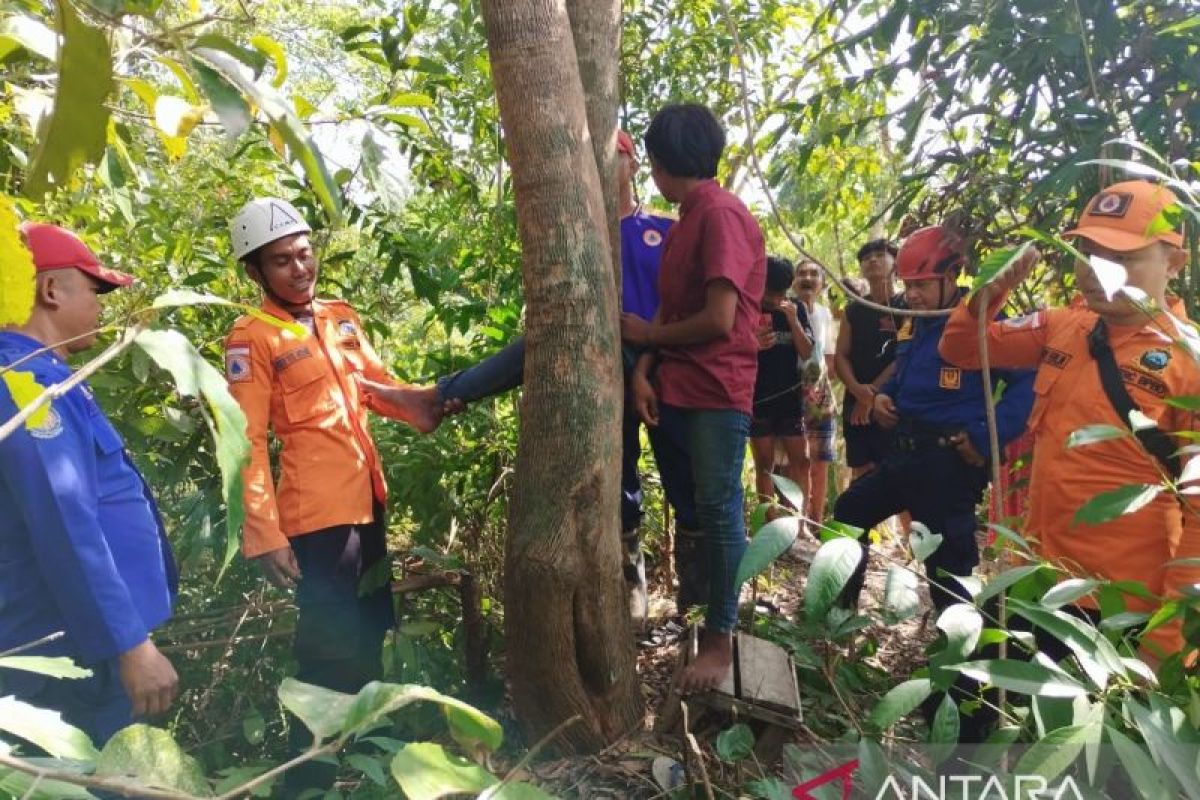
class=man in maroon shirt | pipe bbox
[623,104,766,692]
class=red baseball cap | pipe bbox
[1064,180,1185,252]
[617,130,636,158]
[20,222,133,292]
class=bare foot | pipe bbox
[358,378,443,433]
[678,629,733,694]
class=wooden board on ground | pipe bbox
[655,625,802,734]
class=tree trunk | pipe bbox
[481,0,643,752]
[565,0,622,289]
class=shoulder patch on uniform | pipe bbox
[28,404,63,439]
[939,367,961,390]
[273,346,312,373]
[1001,311,1045,330]
[1139,348,1170,372]
[225,344,251,383]
[1041,347,1071,369]
[642,228,663,247]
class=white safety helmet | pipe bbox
[229,197,312,260]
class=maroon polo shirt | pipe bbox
[656,179,766,413]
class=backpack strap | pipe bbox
[1087,317,1182,480]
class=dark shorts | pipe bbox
[843,422,892,468]
[750,412,805,438]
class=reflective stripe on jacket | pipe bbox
[225,297,399,558]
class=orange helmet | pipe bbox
[895,226,964,281]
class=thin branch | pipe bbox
[211,739,342,800]
[0,632,64,658]
[489,714,582,796]
[0,751,196,800]
[715,0,952,319]
[0,323,146,444]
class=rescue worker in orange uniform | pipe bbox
[223,197,425,791]
[940,179,1200,662]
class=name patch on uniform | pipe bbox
[1041,347,1071,369]
[1120,365,1167,398]
[226,345,251,383]
[1089,192,1133,219]
[642,229,663,247]
[939,367,961,390]
[1001,311,1045,330]
[273,346,312,373]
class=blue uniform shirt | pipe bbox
[881,297,1034,460]
[620,208,674,321]
[0,332,176,666]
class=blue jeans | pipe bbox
[662,405,750,634]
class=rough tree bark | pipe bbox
[565,0,622,288]
[480,0,643,752]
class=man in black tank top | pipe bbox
[834,239,903,479]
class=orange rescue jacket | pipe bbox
[224,297,402,558]
[940,296,1200,656]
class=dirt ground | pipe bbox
[520,526,938,798]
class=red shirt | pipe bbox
[656,180,766,413]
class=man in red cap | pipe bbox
[0,223,178,745]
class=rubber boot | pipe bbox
[622,528,649,630]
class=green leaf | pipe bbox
[0,655,91,679]
[1166,395,1200,412]
[1072,484,1162,526]
[0,15,57,61]
[1100,611,1151,632]
[869,678,932,730]
[804,537,863,623]
[735,516,799,588]
[194,47,342,223]
[1015,226,1088,264]
[1066,424,1129,448]
[347,753,388,786]
[935,603,983,663]
[96,724,212,796]
[882,565,920,624]
[714,723,754,762]
[341,682,503,753]
[769,472,804,512]
[951,659,1088,698]
[386,91,434,108]
[1007,600,1126,690]
[250,35,288,88]
[370,109,431,132]
[1107,726,1169,800]
[389,742,496,799]
[1012,723,1095,783]
[986,523,1033,554]
[909,521,943,563]
[486,782,558,800]
[1041,578,1100,608]
[0,696,98,760]
[928,694,960,765]
[241,712,265,745]
[134,330,249,569]
[25,0,113,197]
[277,678,356,742]
[191,59,251,139]
[970,243,1031,294]
[151,289,307,336]
[1160,15,1200,35]
[1127,700,1200,798]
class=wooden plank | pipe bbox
[735,632,800,716]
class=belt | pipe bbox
[892,419,963,452]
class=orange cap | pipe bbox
[1064,179,1184,252]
